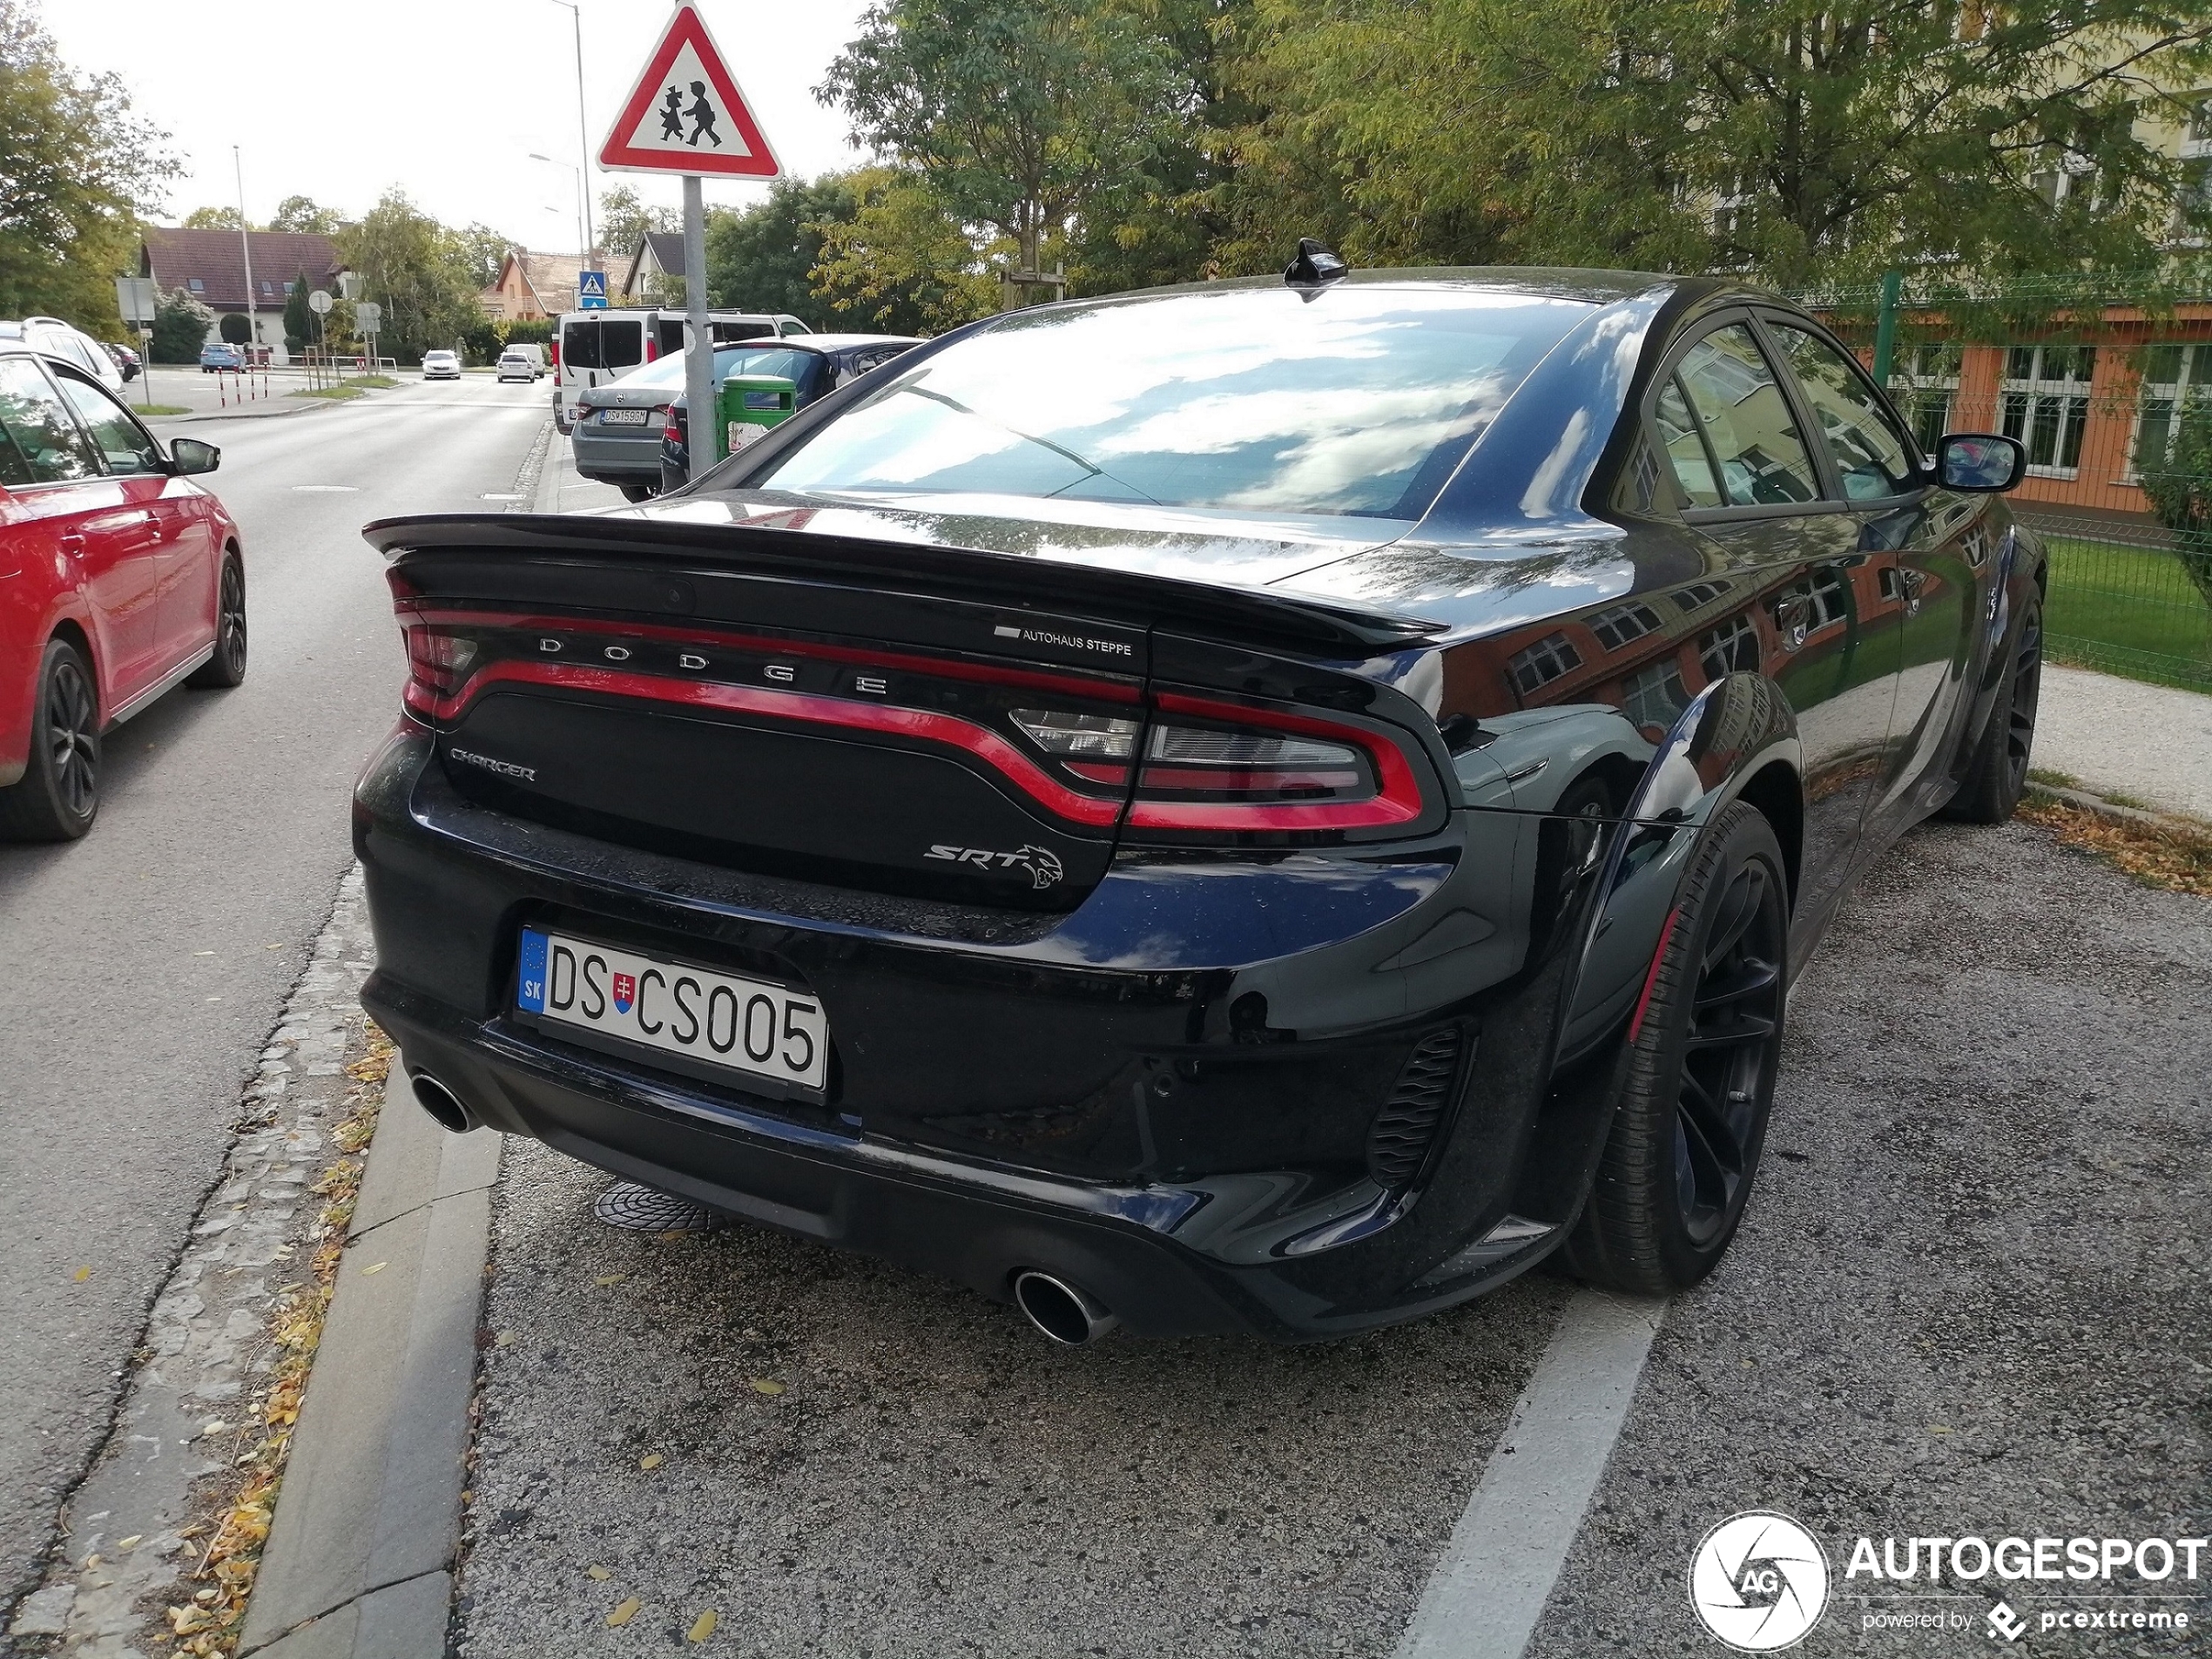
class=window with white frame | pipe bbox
[2000,345,2095,476]
[1712,176,1754,243]
[2130,343,2204,483]
[1588,601,1664,652]
[1622,659,1689,732]
[1507,631,1582,697]
[1697,614,1762,680]
[1888,344,1961,455]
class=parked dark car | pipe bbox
[657,334,923,491]
[354,260,2040,1345]
[0,345,246,839]
[106,342,142,383]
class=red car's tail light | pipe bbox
[1124,694,1426,833]
[401,620,480,715]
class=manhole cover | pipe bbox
[593,1180,722,1233]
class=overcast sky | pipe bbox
[48,0,875,251]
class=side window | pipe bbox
[1770,323,1917,500]
[1673,324,1820,507]
[0,358,101,483]
[1655,376,1721,506]
[56,374,164,475]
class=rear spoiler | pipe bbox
[361,512,1445,658]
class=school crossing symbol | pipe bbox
[598,5,781,179]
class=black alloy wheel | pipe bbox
[189,556,248,688]
[0,638,101,840]
[1942,595,2041,825]
[1562,801,1790,1293]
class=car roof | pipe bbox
[719,334,922,354]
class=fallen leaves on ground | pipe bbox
[2021,793,2212,896]
[607,1597,643,1628]
[586,1564,612,1581]
[688,1609,718,1642]
[748,1378,786,1396]
[637,1453,664,1470]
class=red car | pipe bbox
[0,341,246,840]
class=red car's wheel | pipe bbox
[0,637,101,841]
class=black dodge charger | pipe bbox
[354,255,2041,1344]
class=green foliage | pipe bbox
[0,0,179,330]
[1224,0,2212,286]
[218,312,253,346]
[2138,398,2212,616]
[707,176,859,326]
[810,167,999,334]
[149,287,211,362]
[598,185,678,264]
[824,0,1185,274]
[334,190,487,364]
[269,195,342,234]
[282,271,314,352]
[452,224,512,294]
[181,206,248,231]
[502,318,554,346]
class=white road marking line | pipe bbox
[1395,1288,1667,1659]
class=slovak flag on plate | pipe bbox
[612,973,636,1015]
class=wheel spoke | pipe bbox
[1702,865,1766,974]
[1694,959,1779,1015]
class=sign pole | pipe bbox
[683,174,713,483]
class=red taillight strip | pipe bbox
[428,660,1123,827]
[399,606,1140,705]
[1130,691,1427,831]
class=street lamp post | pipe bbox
[528,152,587,273]
[544,0,597,270]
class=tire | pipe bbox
[0,637,101,841]
[187,555,247,688]
[1560,801,1790,1294]
[619,483,658,503]
[1941,594,2041,825]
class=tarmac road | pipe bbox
[454,819,2210,1657]
[0,375,547,1611]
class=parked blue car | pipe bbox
[199,342,244,373]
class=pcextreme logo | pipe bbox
[1688,1512,1832,1651]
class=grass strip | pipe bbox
[287,385,365,401]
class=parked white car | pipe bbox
[0,316,126,393]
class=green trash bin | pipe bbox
[713,374,797,463]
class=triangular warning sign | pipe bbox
[599,5,781,179]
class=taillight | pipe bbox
[399,617,479,718]
[663,408,683,446]
[1125,694,1426,833]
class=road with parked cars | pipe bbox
[0,374,548,1606]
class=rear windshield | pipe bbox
[753,287,1588,519]
[561,316,645,371]
[609,347,825,395]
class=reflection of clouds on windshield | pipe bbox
[761,287,1591,518]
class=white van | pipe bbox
[551,309,809,430]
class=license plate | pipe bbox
[517,929,827,1090]
[597,407,651,425]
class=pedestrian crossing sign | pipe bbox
[577,270,608,309]
[598,4,781,179]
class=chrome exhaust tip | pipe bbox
[410,1071,475,1134]
[1012,1271,1119,1346]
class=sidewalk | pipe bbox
[531,427,626,516]
[2037,664,2212,821]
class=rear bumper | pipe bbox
[354,725,1580,1339]
[571,427,664,484]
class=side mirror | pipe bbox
[1936,433,2025,492]
[170,437,220,476]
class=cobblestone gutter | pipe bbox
[7,870,380,1657]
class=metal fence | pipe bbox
[1792,283,2212,695]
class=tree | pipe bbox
[218,312,253,346]
[269,195,342,234]
[149,288,211,362]
[823,0,1185,281]
[810,167,999,334]
[598,185,678,263]
[181,206,248,230]
[453,224,512,294]
[282,271,314,353]
[1225,0,2212,285]
[2139,398,2212,617]
[707,175,859,326]
[335,190,483,364]
[0,0,179,329]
